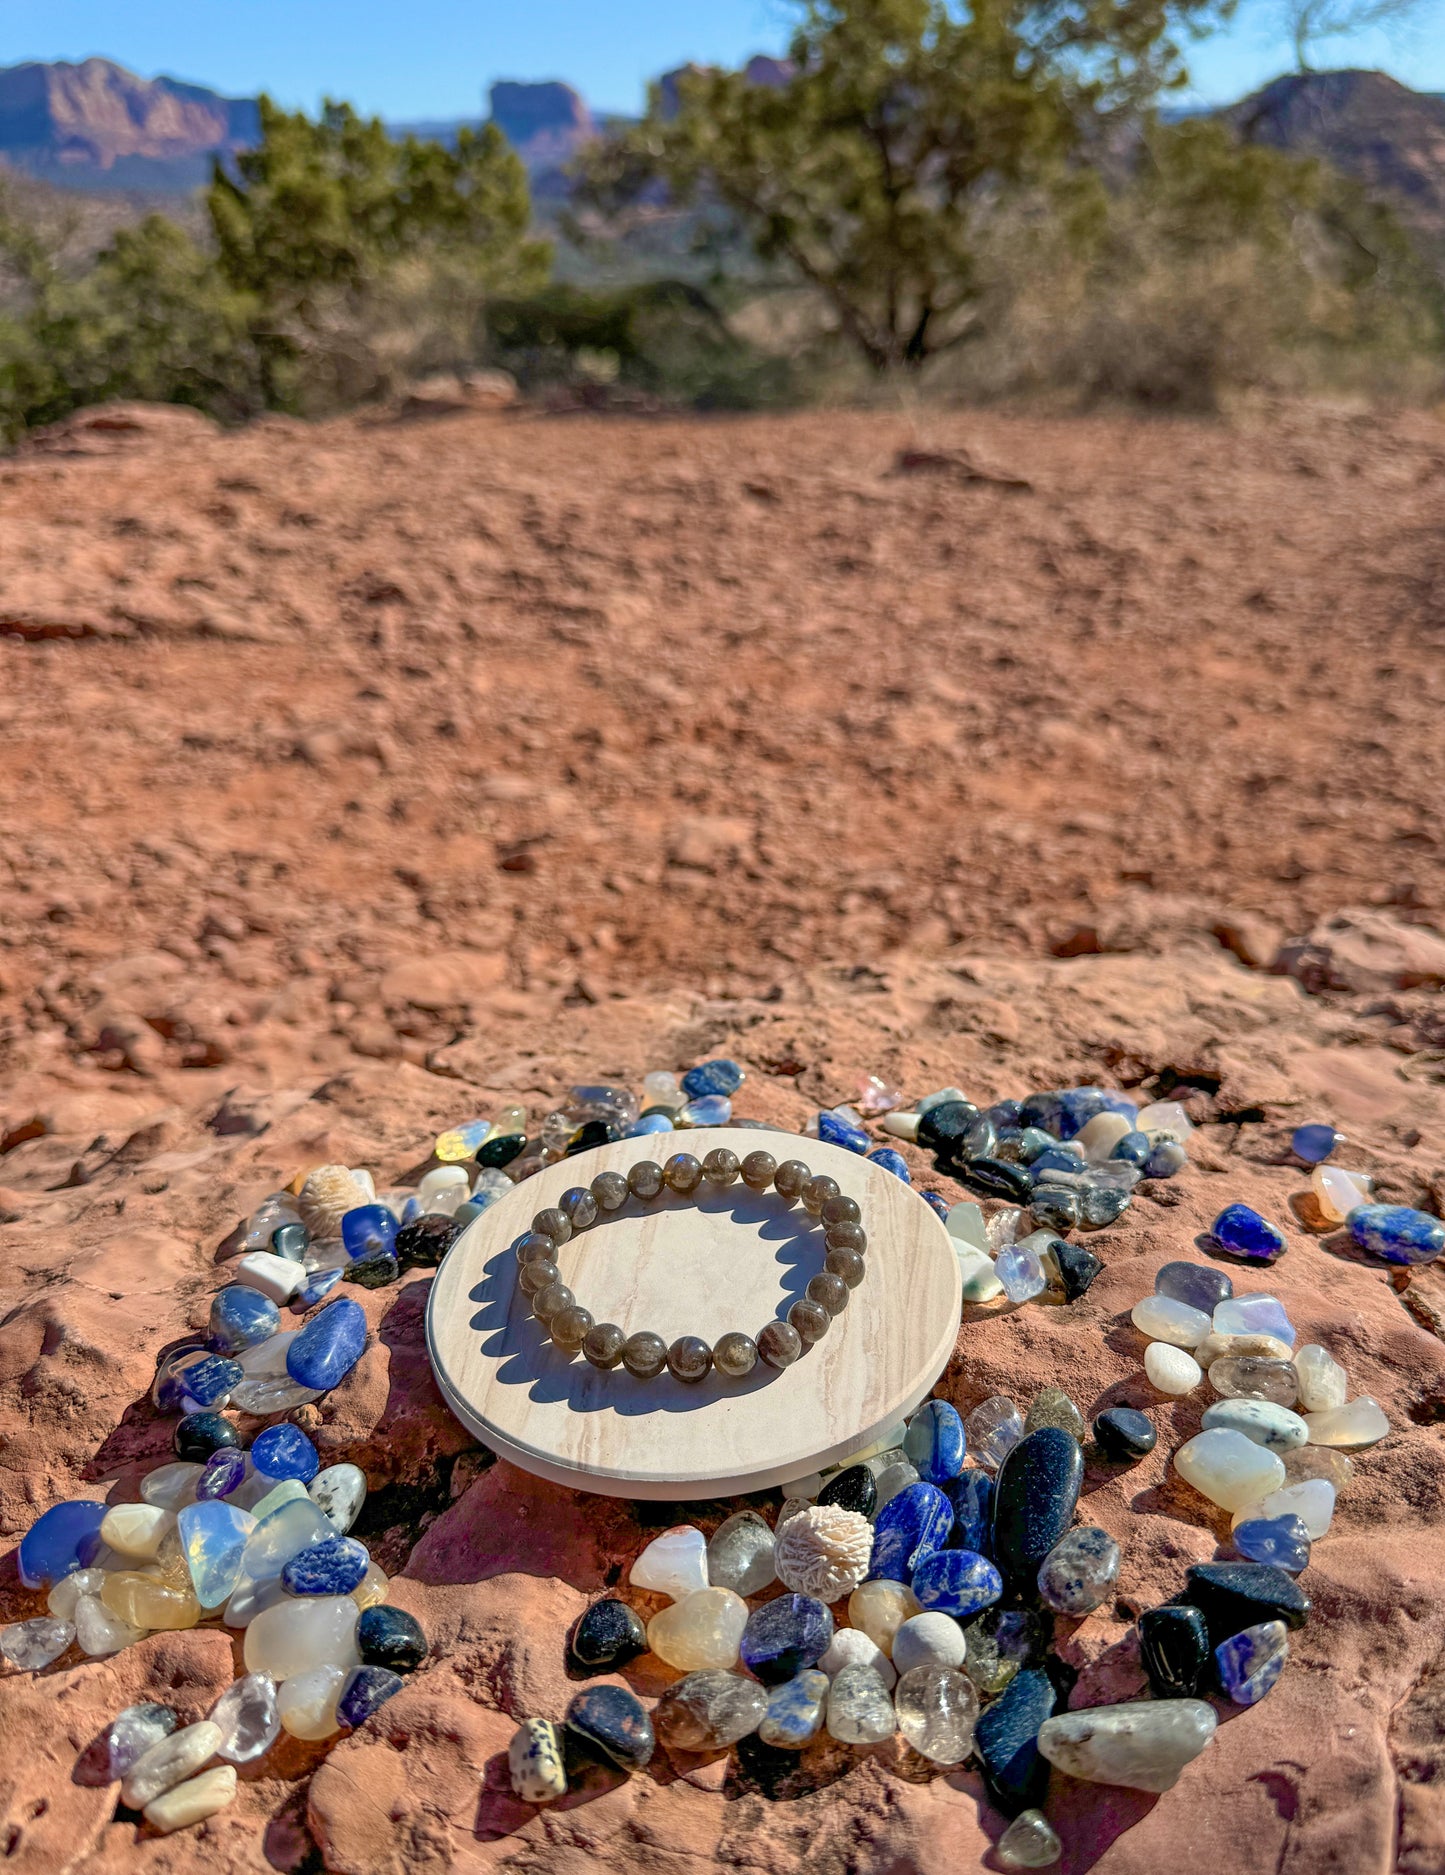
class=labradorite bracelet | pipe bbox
[513,1149,868,1382]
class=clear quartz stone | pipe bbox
[646,1588,748,1671]
[967,1396,1025,1469]
[47,1568,104,1621]
[707,1511,778,1596]
[1209,1356,1299,1406]
[1294,1345,1349,1413]
[230,1374,325,1415]
[75,1594,143,1657]
[825,1664,896,1744]
[0,1616,74,1670]
[996,1244,1046,1303]
[894,1664,978,1764]
[210,1671,280,1763]
[107,1703,178,1779]
[998,1809,1063,1867]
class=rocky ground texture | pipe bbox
[1,399,1444,1873]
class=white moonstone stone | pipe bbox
[242,1498,335,1581]
[277,1664,347,1739]
[891,1612,967,1676]
[1303,1396,1390,1448]
[1131,1296,1210,1348]
[818,1626,896,1688]
[419,1165,469,1203]
[1038,1698,1216,1792]
[1135,1101,1194,1142]
[1232,1477,1336,1539]
[99,1503,174,1560]
[309,1464,368,1534]
[140,1463,204,1511]
[210,1671,280,1763]
[944,1202,989,1250]
[629,1525,709,1600]
[1078,1112,1134,1161]
[47,1568,104,1620]
[1200,1399,1308,1450]
[243,1594,360,1682]
[1144,1343,1202,1395]
[958,1246,1005,1303]
[245,1479,310,1522]
[1294,1345,1349,1413]
[233,1252,306,1303]
[121,1721,223,1809]
[1311,1164,1373,1225]
[1174,1429,1286,1511]
[75,1595,143,1658]
[143,1764,237,1833]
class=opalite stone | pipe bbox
[818,1465,877,1519]
[197,1450,247,1501]
[1174,1429,1285,1511]
[739,1593,833,1685]
[244,1594,360,1682]
[759,1669,829,1747]
[911,1548,1002,1619]
[234,1251,307,1303]
[121,1720,223,1809]
[565,1684,655,1771]
[0,1615,73,1670]
[974,1666,1056,1813]
[683,1095,733,1127]
[1292,1122,1340,1163]
[570,1598,647,1673]
[75,1595,143,1656]
[1024,1388,1085,1440]
[682,1058,744,1098]
[143,1764,237,1833]
[819,1624,896,1686]
[1348,1204,1444,1266]
[337,1664,404,1728]
[630,1525,709,1600]
[998,1808,1063,1868]
[1039,1698,1217,1792]
[283,1536,370,1597]
[277,1665,346,1740]
[1311,1164,1373,1225]
[99,1503,173,1560]
[894,1663,977,1764]
[140,1462,203,1512]
[1282,1443,1353,1488]
[210,1671,279,1763]
[654,1669,768,1749]
[904,1400,966,1485]
[1294,1344,1348,1413]
[1156,1260,1233,1312]
[942,1469,993,1552]
[873,1458,921,1509]
[309,1463,367,1533]
[1303,1395,1390,1448]
[826,1663,895,1744]
[1184,1560,1310,1642]
[1093,1407,1157,1461]
[967,1397,1026,1470]
[1138,1604,1210,1698]
[102,1571,201,1633]
[870,1482,954,1582]
[1037,1526,1120,1616]
[210,1285,280,1353]
[1211,1204,1287,1261]
[646,1587,748,1671]
[18,1500,105,1589]
[1233,1514,1311,1571]
[107,1703,177,1779]
[1201,1398,1308,1450]
[1209,1355,1300,1405]
[990,1428,1084,1589]
[848,1579,920,1657]
[1214,1294,1295,1346]
[509,1718,566,1802]
[1131,1295,1210,1347]
[1235,1477,1334,1539]
[286,1297,367,1392]
[997,1243,1047,1302]
[1217,1619,1288,1704]
[177,1500,256,1608]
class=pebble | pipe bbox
[1347,1204,1444,1265]
[911,1548,1003,1619]
[1282,1443,1353,1488]
[1294,1344,1348,1413]
[944,1201,989,1250]
[1078,1187,1133,1230]
[882,1110,922,1142]
[738,1593,833,1684]
[654,1669,768,1749]
[872,1458,921,1509]
[997,1242,1047,1302]
[1210,1203,1288,1262]
[1200,1398,1308,1450]
[1131,1295,1210,1347]
[47,1567,103,1621]
[903,1400,966,1485]
[395,1215,463,1268]
[1311,1164,1373,1225]
[942,1469,993,1551]
[1078,1112,1134,1160]
[1235,1477,1335,1538]
[177,1500,255,1607]
[1138,1604,1210,1698]
[1155,1260,1234,1312]
[891,1611,967,1675]
[818,1465,877,1519]
[1038,1698,1217,1792]
[1214,1294,1295,1346]
[857,1073,904,1115]
[1023,1387,1085,1440]
[143,1764,237,1833]
[1184,1561,1311,1643]
[870,1482,954,1581]
[243,1497,336,1582]
[1292,1122,1341,1163]
[1196,1329,1295,1366]
[107,1703,178,1779]
[894,1663,978,1764]
[706,1510,778,1595]
[140,1463,204,1512]
[211,1672,280,1763]
[309,1463,367,1533]
[565,1684,655,1771]
[990,1428,1084,1590]
[967,1396,1025,1470]
[276,1665,346,1740]
[0,1615,74,1670]
[210,1286,280,1353]
[197,1450,247,1501]
[357,1605,428,1672]
[1302,1395,1390,1448]
[100,1502,173,1560]
[974,1666,1056,1814]
[282,1536,371,1597]
[286,1297,367,1392]
[252,1423,320,1485]
[1209,1355,1300,1406]
[1216,1619,1289,1704]
[647,1587,748,1671]
[234,1251,309,1303]
[847,1579,921,1657]
[1093,1407,1157,1462]
[1232,1514,1311,1572]
[917,1100,979,1153]
[175,1412,240,1462]
[1174,1428,1286,1511]
[998,1808,1063,1868]
[958,1158,1035,1204]
[121,1720,223,1809]
[682,1059,744,1099]
[630,1525,709,1600]
[826,1663,896,1744]
[683,1095,732,1127]
[1144,1140,1189,1179]
[759,1669,830,1747]
[957,1246,1006,1302]
[867,1146,911,1181]
[1052,1238,1103,1301]
[243,1594,360,1681]
[344,1252,400,1289]
[336,1664,404,1729]
[571,1598,647,1673]
[818,1626,896,1687]
[102,1570,200,1634]
[1037,1526,1120,1616]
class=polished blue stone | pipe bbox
[1110,1130,1152,1166]
[985,1099,1023,1130]
[866,1147,911,1183]
[1015,1128,1055,1165]
[681,1095,731,1126]
[400,1195,423,1224]
[628,1112,675,1136]
[943,1469,994,1554]
[920,1190,951,1222]
[1292,1123,1340,1165]
[175,1352,243,1408]
[281,1535,370,1595]
[738,1593,833,1686]
[18,1500,106,1589]
[911,1546,1003,1618]
[209,1286,279,1354]
[1348,1204,1445,1266]
[681,1059,745,1099]
[903,1400,966,1485]
[337,1664,405,1729]
[1234,1514,1311,1574]
[270,1222,310,1261]
[974,1666,1056,1814]
[287,1297,367,1392]
[153,1340,210,1413]
[196,1449,248,1500]
[293,1268,344,1311]
[341,1204,399,1261]
[1144,1139,1188,1179]
[1155,1259,1234,1313]
[1027,1088,1137,1140]
[1211,1203,1288,1262]
[817,1111,869,1154]
[869,1481,954,1582]
[1029,1147,1084,1184]
[251,1422,320,1484]
[1215,1620,1288,1704]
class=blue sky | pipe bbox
[1,0,1440,117]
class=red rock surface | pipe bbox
[2,402,1444,1873]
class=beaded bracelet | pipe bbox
[513,1148,868,1383]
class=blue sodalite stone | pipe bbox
[904,1400,966,1484]
[565,1684,655,1769]
[1110,1130,1152,1167]
[920,1190,951,1222]
[1348,1204,1445,1267]
[866,1147,911,1183]
[681,1059,745,1099]
[1025,1088,1136,1140]
[869,1481,954,1582]
[293,1268,344,1311]
[251,1422,320,1484]
[1234,1514,1311,1574]
[628,1112,675,1136]
[817,1111,869,1154]
[1155,1260,1233,1313]
[739,1593,833,1686]
[681,1095,731,1126]
[175,1411,240,1461]
[336,1664,405,1729]
[943,1469,993,1553]
[287,1297,367,1392]
[1215,1619,1288,1704]
[18,1500,106,1590]
[985,1099,1023,1130]
[177,1499,255,1607]
[209,1286,279,1353]
[196,1448,248,1500]
[358,1605,429,1672]
[341,1204,399,1261]
[1144,1140,1189,1179]
[1029,1148,1085,1185]
[175,1352,243,1408]
[152,1341,209,1413]
[1292,1123,1340,1165]
[1211,1203,1288,1262]
[281,1535,370,1596]
[974,1666,1056,1816]
[270,1222,310,1261]
[911,1547,1003,1619]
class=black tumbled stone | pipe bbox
[565,1684,655,1771]
[990,1426,1084,1591]
[1184,1561,1311,1643]
[395,1215,463,1268]
[1077,1187,1131,1230]
[818,1463,877,1518]
[1029,1187,1081,1234]
[476,1132,527,1169]
[1092,1406,1157,1462]
[1138,1603,1211,1698]
[270,1221,310,1261]
[344,1252,400,1288]
[1053,1238,1103,1301]
[916,1100,981,1154]
[174,1411,239,1461]
[567,1120,621,1155]
[953,1156,1034,1204]
[570,1598,648,1674]
[357,1604,429,1673]
[973,1666,1057,1817]
[956,1115,998,1162]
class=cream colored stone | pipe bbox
[1195,1331,1295,1366]
[1310,1164,1373,1225]
[1303,1396,1390,1448]
[819,1625,896,1687]
[99,1503,174,1560]
[142,1765,237,1833]
[1131,1296,1210,1348]
[1174,1428,1286,1511]
[1038,1699,1215,1792]
[277,1664,347,1739]
[121,1722,222,1809]
[1144,1342,1202,1395]
[1231,1477,1335,1538]
[243,1594,360,1682]
[1078,1113,1134,1160]
[646,1587,748,1670]
[101,1571,201,1633]
[847,1579,921,1658]
[1294,1344,1349,1413]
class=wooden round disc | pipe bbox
[425,1129,962,1499]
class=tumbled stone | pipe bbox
[1037,1526,1120,1616]
[759,1669,829,1748]
[18,1500,106,1590]
[309,1463,367,1533]
[965,1608,1045,1698]
[1234,1477,1334,1538]
[248,1479,309,1522]
[872,1458,921,1509]
[1214,1294,1295,1346]
[196,1450,247,1501]
[176,1500,256,1609]
[47,1568,103,1622]
[974,1666,1057,1815]
[739,1593,833,1685]
[244,1594,360,1681]
[1347,1203,1444,1265]
[570,1598,647,1673]
[1211,1203,1288,1262]
[990,1428,1084,1590]
[1093,1407,1157,1462]
[847,1579,920,1657]
[282,1536,370,1598]
[277,1664,346,1740]
[211,1672,280,1763]
[357,1605,427,1673]
[818,1465,877,1519]
[998,1808,1063,1868]
[0,1615,73,1671]
[337,1664,404,1729]
[1184,1561,1311,1643]
[1174,1428,1286,1511]
[891,1611,967,1675]
[231,1372,325,1414]
[143,1764,237,1833]
[654,1669,768,1750]
[870,1482,954,1582]
[895,1663,978,1764]
[1294,1344,1349,1413]
[565,1684,655,1771]
[509,1718,566,1803]
[1311,1164,1372,1225]
[107,1703,178,1780]
[1024,1388,1085,1439]
[1078,1186,1132,1230]
[1052,1238,1103,1301]
[175,1412,240,1462]
[102,1571,201,1633]
[1292,1122,1340,1163]
[944,1201,989,1250]
[1282,1444,1354,1489]
[1303,1395,1390,1447]
[707,1511,778,1595]
[1155,1260,1233,1312]
[957,1246,1006,1303]
[911,1548,1002,1619]
[99,1503,173,1560]
[1217,1619,1288,1704]
[967,1396,1025,1470]
[1196,1329,1296,1367]
[1138,1604,1210,1699]
[1232,1514,1311,1572]
[1209,1355,1299,1405]
[210,1286,280,1353]
[234,1251,307,1303]
[1201,1398,1308,1450]
[904,1400,967,1484]
[957,1157,1035,1204]
[1038,1698,1217,1792]
[942,1469,993,1552]
[996,1242,1047,1302]
[140,1463,204,1512]
[818,1626,896,1687]
[121,1720,223,1809]
[826,1663,896,1744]
[630,1525,709,1600]
[647,1587,748,1671]
[75,1595,144,1657]
[243,1498,336,1583]
[1131,1295,1210,1347]
[286,1297,367,1392]
[395,1214,463,1267]
[1144,1139,1189,1179]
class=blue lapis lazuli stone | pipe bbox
[341,1204,399,1261]
[817,1111,869,1154]
[1215,1620,1288,1705]
[738,1593,833,1685]
[628,1112,675,1136]
[911,1547,1003,1619]
[943,1470,994,1555]
[920,1190,951,1222]
[196,1448,248,1500]
[869,1482,954,1582]
[209,1285,279,1353]
[866,1147,911,1183]
[1144,1139,1188,1179]
[1110,1130,1152,1167]
[681,1059,744,1100]
[287,1297,367,1392]
[1211,1203,1288,1262]
[337,1664,405,1729]
[293,1268,344,1312]
[18,1500,106,1589]
[251,1422,320,1484]
[176,1352,244,1408]
[1348,1204,1445,1267]
[1234,1514,1311,1574]
[903,1400,966,1485]
[1292,1123,1340,1165]
[281,1535,370,1595]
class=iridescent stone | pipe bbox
[1024,1388,1086,1440]
[571,1599,646,1673]
[0,1615,73,1670]
[654,1669,767,1750]
[739,1593,833,1684]
[1184,1561,1311,1642]
[244,1594,360,1681]
[107,1704,178,1779]
[18,1500,106,1589]
[282,1536,370,1597]
[826,1664,895,1743]
[1138,1604,1210,1698]
[99,1503,173,1560]
[1037,1698,1217,1792]
[564,1684,655,1771]
[121,1720,223,1809]
[911,1548,1002,1619]
[998,1809,1062,1868]
[847,1579,920,1656]
[997,1243,1047,1303]
[210,1672,280,1763]
[1311,1164,1373,1225]
[1216,1619,1288,1704]
[1209,1356,1300,1406]
[707,1511,777,1596]
[974,1665,1056,1811]
[1348,1204,1444,1266]
[337,1664,404,1729]
[252,1423,320,1485]
[990,1429,1084,1591]
[682,1095,732,1127]
[1232,1514,1311,1572]
[870,1482,954,1582]
[309,1463,367,1533]
[1302,1395,1390,1448]
[286,1297,367,1392]
[1037,1526,1120,1616]
[630,1525,708,1600]
[894,1663,978,1764]
[101,1571,202,1633]
[177,1500,256,1607]
[1210,1204,1288,1262]
[1092,1407,1157,1462]
[509,1717,567,1802]
[210,1286,280,1353]
[1292,1122,1340,1164]
[1174,1429,1285,1511]
[904,1400,966,1485]
[1201,1398,1308,1450]
[1214,1294,1295,1346]
[1131,1295,1210,1347]
[647,1587,748,1671]
[1155,1260,1233,1312]
[967,1397,1025,1470]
